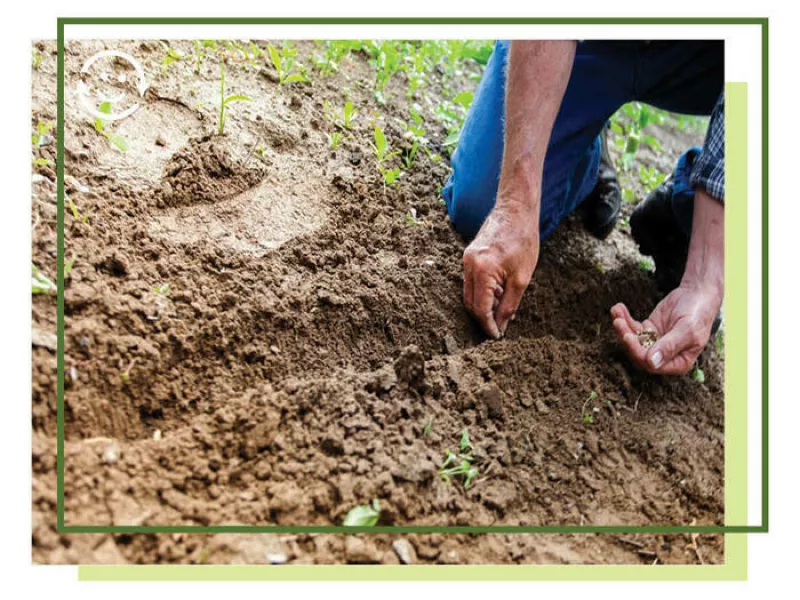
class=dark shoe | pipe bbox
[630,178,689,294]
[581,129,622,239]
[630,180,721,335]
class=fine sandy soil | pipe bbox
[31,40,724,565]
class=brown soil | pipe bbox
[31,40,724,565]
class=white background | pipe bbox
[3,0,797,597]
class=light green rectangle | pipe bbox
[725,82,748,528]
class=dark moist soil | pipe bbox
[31,40,724,565]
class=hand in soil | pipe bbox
[611,282,721,375]
[462,205,539,339]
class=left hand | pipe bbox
[610,282,722,376]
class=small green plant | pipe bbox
[637,258,655,273]
[217,62,252,135]
[343,499,381,526]
[94,102,128,152]
[422,415,433,437]
[639,165,666,193]
[154,283,171,296]
[439,428,479,489]
[67,194,90,224]
[342,101,358,129]
[371,126,401,188]
[692,365,705,384]
[120,359,137,385]
[715,329,724,355]
[161,45,184,74]
[326,131,342,149]
[32,51,44,70]
[32,120,53,147]
[32,264,56,295]
[581,391,599,425]
[267,42,307,85]
[609,102,665,171]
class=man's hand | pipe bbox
[611,282,721,375]
[461,41,576,339]
[612,189,723,375]
[463,202,539,339]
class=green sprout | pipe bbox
[161,45,184,74]
[94,102,128,152]
[32,264,57,295]
[154,283,171,296]
[67,194,90,224]
[326,131,342,149]
[422,416,433,437]
[692,365,706,384]
[267,42,307,85]
[342,101,358,129]
[637,258,655,273]
[217,62,252,135]
[581,391,599,425]
[439,429,479,489]
[343,499,380,526]
[32,120,53,147]
[371,126,401,188]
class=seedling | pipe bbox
[32,51,43,70]
[120,358,137,385]
[32,264,56,295]
[154,283,171,296]
[267,42,307,85]
[64,256,76,278]
[161,45,184,74]
[343,499,380,526]
[342,101,358,129]
[217,62,252,135]
[67,194,90,224]
[422,416,433,437]
[637,258,655,273]
[439,429,479,489]
[32,121,53,147]
[94,102,128,152]
[371,126,402,188]
[692,365,705,384]
[639,165,666,193]
[326,131,342,149]
[581,391,599,425]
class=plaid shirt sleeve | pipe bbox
[690,92,725,202]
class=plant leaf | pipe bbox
[343,501,380,527]
[222,94,252,107]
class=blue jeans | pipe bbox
[442,40,723,241]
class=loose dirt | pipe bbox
[31,40,724,565]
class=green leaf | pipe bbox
[383,168,401,185]
[452,91,474,109]
[267,44,282,73]
[459,428,473,454]
[104,132,128,152]
[95,101,112,132]
[374,126,388,158]
[343,500,380,526]
[32,264,57,295]
[222,94,252,107]
[692,366,706,384]
[283,73,306,83]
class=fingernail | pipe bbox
[650,351,663,369]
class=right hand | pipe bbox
[462,202,540,339]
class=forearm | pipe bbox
[497,41,577,218]
[681,189,724,300]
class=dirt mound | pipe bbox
[158,136,266,207]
